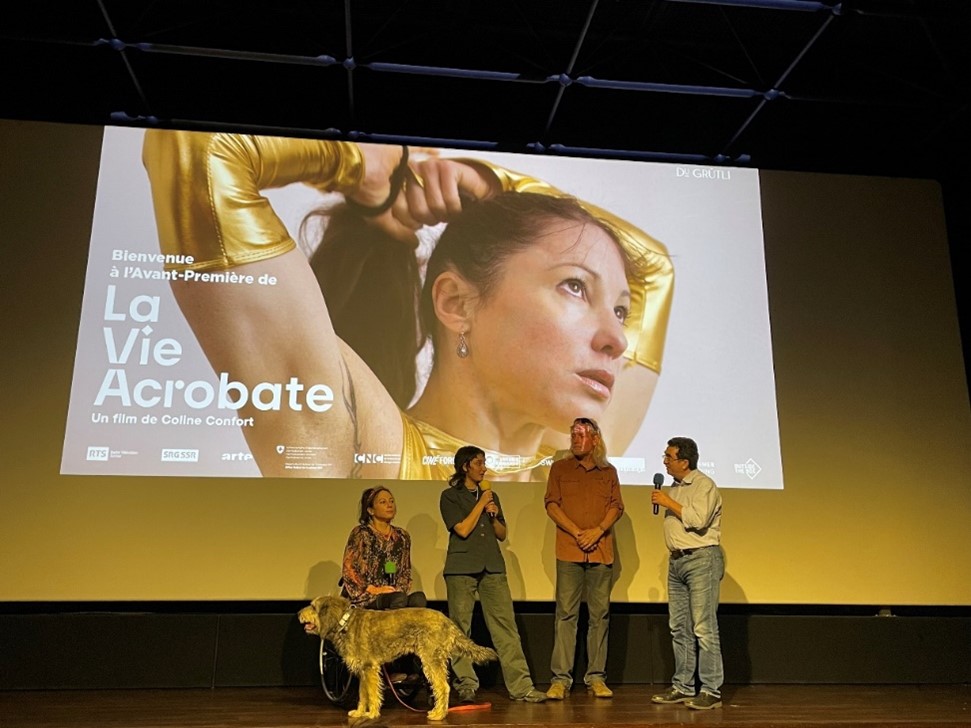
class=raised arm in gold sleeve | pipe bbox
[141,130,671,376]
[463,160,674,375]
[142,130,365,272]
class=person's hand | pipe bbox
[365,584,398,595]
[576,526,604,552]
[484,501,499,518]
[479,489,495,507]
[354,146,500,246]
[651,490,672,510]
[397,155,500,229]
[352,143,405,208]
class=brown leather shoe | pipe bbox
[546,682,568,700]
[587,680,613,698]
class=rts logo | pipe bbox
[86,446,109,461]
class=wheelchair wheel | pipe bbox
[319,639,357,707]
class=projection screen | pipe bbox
[59,127,783,489]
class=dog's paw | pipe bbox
[427,707,448,721]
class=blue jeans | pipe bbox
[667,546,724,697]
[445,572,534,699]
[551,560,613,687]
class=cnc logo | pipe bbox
[354,452,385,464]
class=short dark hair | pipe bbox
[450,445,485,488]
[667,437,699,470]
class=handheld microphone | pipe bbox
[480,480,495,517]
[652,473,664,515]
[383,561,397,586]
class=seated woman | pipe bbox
[342,486,427,610]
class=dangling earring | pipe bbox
[456,330,470,358]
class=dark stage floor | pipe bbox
[3,684,970,728]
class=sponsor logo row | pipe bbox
[86,445,239,463]
[85,445,763,480]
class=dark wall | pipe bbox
[2,604,968,690]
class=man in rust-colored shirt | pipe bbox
[543,417,624,700]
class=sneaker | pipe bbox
[651,686,693,704]
[452,688,477,705]
[546,682,568,700]
[686,692,722,710]
[587,680,613,698]
[515,688,549,703]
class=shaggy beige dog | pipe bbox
[298,595,498,721]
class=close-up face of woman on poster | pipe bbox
[140,131,673,481]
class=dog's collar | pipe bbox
[335,609,352,633]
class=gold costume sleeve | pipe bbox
[399,412,557,481]
[142,130,365,272]
[465,160,674,374]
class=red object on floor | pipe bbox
[448,701,492,712]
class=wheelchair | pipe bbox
[318,637,356,706]
[317,588,428,710]
[318,634,427,710]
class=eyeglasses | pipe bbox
[662,452,684,461]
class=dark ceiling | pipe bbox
[2,0,970,381]
[2,0,969,181]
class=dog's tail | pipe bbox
[453,633,499,665]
